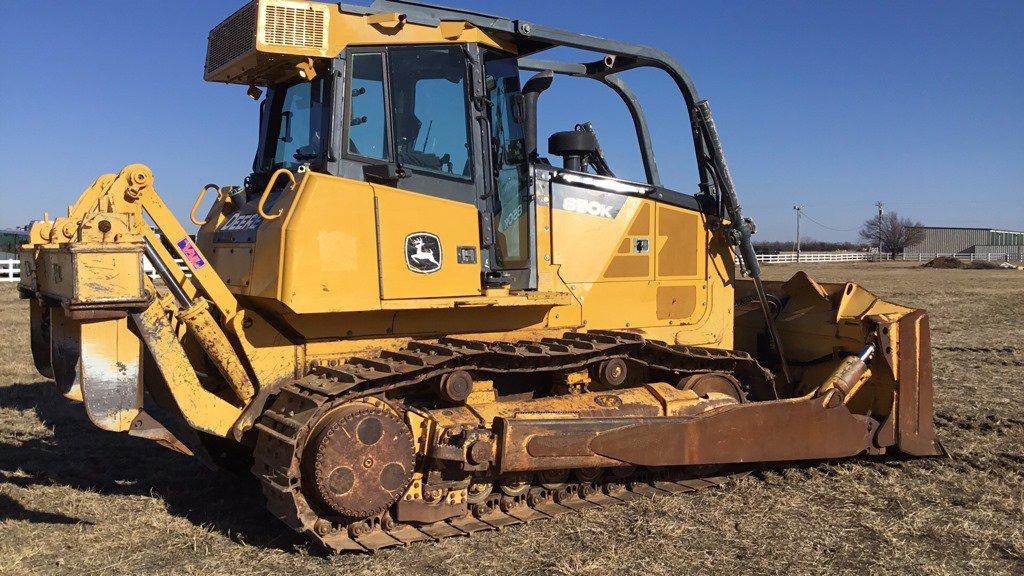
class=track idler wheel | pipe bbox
[591,358,628,388]
[538,469,570,490]
[498,473,532,497]
[680,372,746,403]
[574,467,604,483]
[467,479,494,504]
[437,370,473,403]
[302,403,415,519]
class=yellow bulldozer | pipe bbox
[17,0,940,552]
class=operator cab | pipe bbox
[249,44,541,289]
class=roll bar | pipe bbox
[343,0,709,191]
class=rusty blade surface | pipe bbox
[896,310,942,456]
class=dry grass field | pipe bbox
[1,262,1021,575]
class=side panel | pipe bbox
[550,184,643,284]
[280,176,381,313]
[234,173,383,314]
[373,185,483,300]
[548,181,727,345]
[215,173,487,313]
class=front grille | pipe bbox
[262,3,327,50]
[205,1,258,75]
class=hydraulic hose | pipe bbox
[694,100,792,394]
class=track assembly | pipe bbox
[253,331,774,552]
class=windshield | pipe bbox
[388,46,473,179]
[258,75,327,172]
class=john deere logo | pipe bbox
[405,233,442,274]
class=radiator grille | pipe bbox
[262,3,327,49]
[205,1,258,75]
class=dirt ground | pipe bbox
[1,262,1021,575]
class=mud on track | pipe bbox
[1,262,1021,575]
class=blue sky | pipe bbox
[1,0,1021,242]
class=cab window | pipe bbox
[388,46,473,180]
[347,52,388,160]
[484,51,530,269]
[260,75,327,171]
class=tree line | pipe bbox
[754,212,925,257]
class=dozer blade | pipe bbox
[738,272,943,457]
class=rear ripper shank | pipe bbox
[18,0,940,553]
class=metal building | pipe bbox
[906,227,1024,257]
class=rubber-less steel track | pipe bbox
[252,331,772,552]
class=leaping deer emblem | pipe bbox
[410,237,439,268]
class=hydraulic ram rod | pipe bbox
[143,236,191,307]
[694,100,792,393]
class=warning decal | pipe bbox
[177,237,206,269]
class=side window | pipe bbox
[388,47,472,179]
[484,51,530,269]
[347,52,388,160]
[261,76,326,171]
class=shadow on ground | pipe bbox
[0,380,306,552]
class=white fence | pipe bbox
[748,251,1023,264]
[0,258,189,283]
[902,252,1024,263]
[750,252,888,264]
[0,259,18,282]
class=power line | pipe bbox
[801,211,859,232]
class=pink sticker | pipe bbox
[176,237,206,269]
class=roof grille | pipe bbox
[262,3,328,50]
[205,1,258,76]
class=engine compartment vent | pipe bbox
[262,2,328,50]
[205,1,259,77]
[204,0,331,85]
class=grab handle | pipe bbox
[189,184,222,226]
[257,168,296,221]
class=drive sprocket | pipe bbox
[301,403,415,519]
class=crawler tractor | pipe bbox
[18,0,940,551]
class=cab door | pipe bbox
[341,45,486,300]
[479,49,537,290]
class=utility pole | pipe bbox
[793,205,803,262]
[875,201,884,258]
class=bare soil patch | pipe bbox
[923,256,968,269]
[1,262,1021,575]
